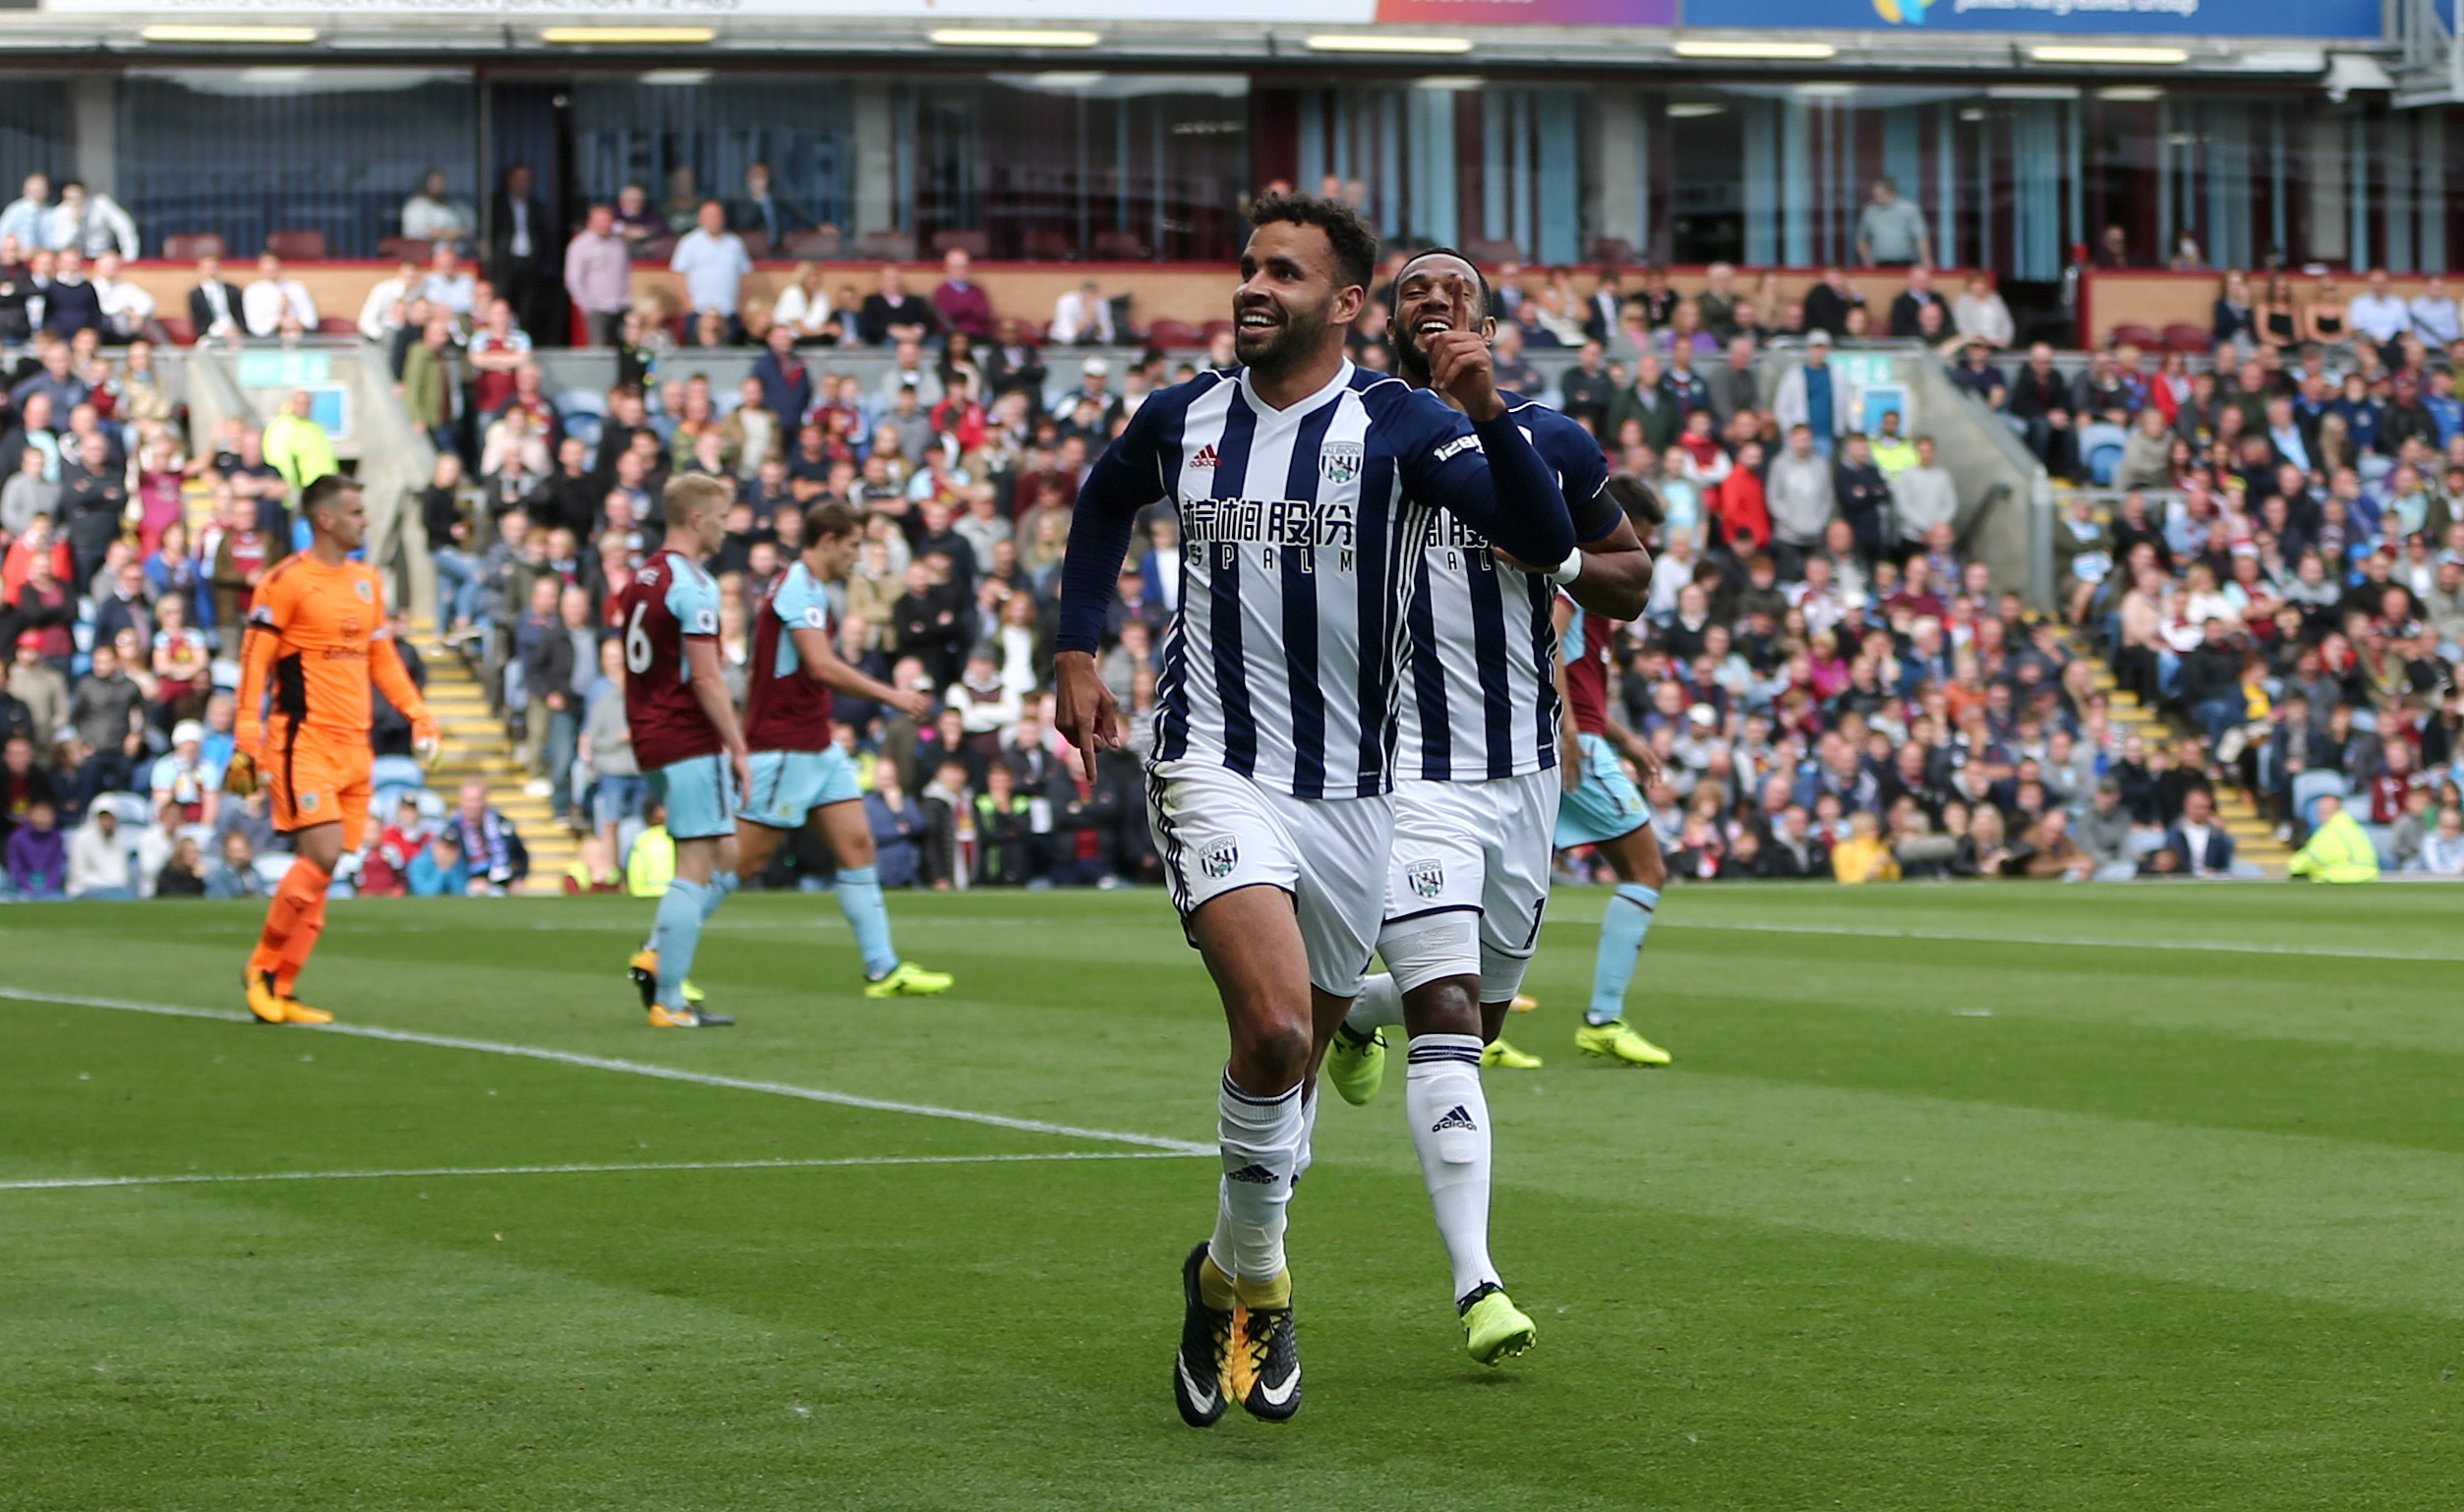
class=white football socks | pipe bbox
[1404,1033,1499,1304]
[1209,1071,1304,1285]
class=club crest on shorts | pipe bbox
[300,791,320,812]
[1200,843,1239,879]
[1320,439,1363,486]
[1406,858,1444,900]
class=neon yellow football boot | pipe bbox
[1460,1283,1537,1365]
[1323,1024,1386,1105]
[864,960,955,998]
[1575,1018,1672,1066]
[1481,1038,1543,1070]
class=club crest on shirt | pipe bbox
[1201,843,1239,879]
[354,579,374,603]
[1406,858,1444,899]
[1319,440,1362,486]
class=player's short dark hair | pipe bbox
[1248,193,1379,295]
[301,472,359,520]
[663,473,733,526]
[1605,473,1667,529]
[1394,247,1493,320]
[806,499,861,541]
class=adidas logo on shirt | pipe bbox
[1189,443,1219,469]
[1431,1105,1478,1134]
[1224,1163,1279,1185]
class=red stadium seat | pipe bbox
[2108,322,2162,350]
[1462,236,1522,265]
[739,230,773,260]
[854,230,915,262]
[2162,322,2212,354]
[1092,230,1149,262]
[637,234,678,263]
[156,316,196,346]
[1585,237,1635,266]
[161,233,225,262]
[1023,228,1072,262]
[317,317,357,335]
[264,229,327,262]
[1146,319,1200,348]
[379,238,443,263]
[783,227,844,261]
[931,229,990,260]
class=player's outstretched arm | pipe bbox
[790,625,930,720]
[230,616,277,759]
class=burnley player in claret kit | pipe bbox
[617,475,753,1028]
[1053,194,1580,1426]
[1319,247,1657,1365]
[732,500,953,998]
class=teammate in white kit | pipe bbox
[1052,196,1581,1426]
[1319,249,1655,1364]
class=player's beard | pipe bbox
[1393,324,1438,388]
[1237,293,1337,382]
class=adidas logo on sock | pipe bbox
[1225,1163,1279,1185]
[1432,1105,1478,1134]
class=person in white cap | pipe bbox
[150,718,223,830]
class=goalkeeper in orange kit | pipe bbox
[225,474,439,1024]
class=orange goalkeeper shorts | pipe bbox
[264,724,375,849]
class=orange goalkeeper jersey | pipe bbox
[235,552,432,750]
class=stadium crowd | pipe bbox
[1,160,2459,900]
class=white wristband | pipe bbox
[1548,552,1584,586]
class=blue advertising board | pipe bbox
[1690,0,2381,35]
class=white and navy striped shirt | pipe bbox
[1396,396,1619,783]
[1057,361,1577,800]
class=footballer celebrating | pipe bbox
[227,474,439,1024]
[618,475,752,1028]
[733,499,953,998]
[1321,248,1654,1364]
[1053,194,1578,1426]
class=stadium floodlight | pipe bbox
[928,28,1102,46]
[2029,44,2190,64]
[1304,34,1475,54]
[541,26,717,43]
[1671,39,1839,60]
[140,24,318,42]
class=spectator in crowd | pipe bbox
[187,252,243,343]
[671,201,752,340]
[731,160,803,247]
[154,833,207,898]
[66,801,138,899]
[358,256,422,343]
[402,168,473,245]
[50,180,139,261]
[0,174,49,251]
[859,263,938,347]
[440,779,525,895]
[866,765,930,887]
[1854,177,1930,268]
[932,246,994,341]
[1050,279,1116,346]
[488,163,554,338]
[6,798,65,899]
[263,389,337,493]
[1772,330,1850,454]
[564,203,631,347]
[241,251,317,339]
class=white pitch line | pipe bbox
[0,987,1213,1156]
[1658,918,2464,964]
[0,1149,1204,1193]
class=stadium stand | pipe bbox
[0,167,2457,902]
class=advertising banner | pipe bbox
[1688,0,2379,34]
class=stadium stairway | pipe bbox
[407,619,577,895]
[2065,630,2292,878]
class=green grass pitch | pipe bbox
[5,883,2461,1510]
